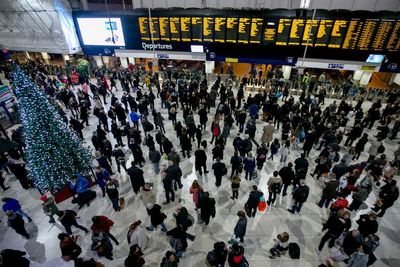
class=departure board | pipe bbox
[191,17,202,42]
[263,19,277,45]
[386,20,400,52]
[159,17,170,41]
[238,18,251,44]
[138,17,150,41]
[180,17,191,42]
[289,19,305,45]
[302,19,319,46]
[328,20,348,48]
[276,19,292,45]
[226,18,239,43]
[342,19,363,49]
[149,17,160,40]
[203,17,214,42]
[214,17,227,43]
[170,17,181,41]
[357,19,379,50]
[315,19,334,47]
[372,20,394,51]
[249,18,263,44]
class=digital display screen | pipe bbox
[276,18,292,45]
[149,17,160,40]
[342,19,363,49]
[366,54,385,63]
[170,17,181,41]
[238,18,251,44]
[159,17,170,41]
[372,20,394,51]
[328,20,348,48]
[302,19,319,46]
[226,17,239,43]
[386,20,400,52]
[180,17,191,42]
[203,17,214,42]
[289,19,305,45]
[315,19,334,47]
[138,17,150,41]
[191,17,203,42]
[214,17,227,43]
[249,18,263,44]
[77,17,125,46]
[263,19,277,45]
[357,19,379,50]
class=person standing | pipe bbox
[40,195,59,224]
[189,180,203,209]
[317,173,339,208]
[58,233,82,261]
[356,213,378,238]
[230,175,241,200]
[127,162,145,194]
[199,192,216,225]
[162,170,175,204]
[57,210,89,235]
[267,171,283,206]
[160,251,179,267]
[149,146,161,174]
[91,215,119,245]
[95,166,110,197]
[228,211,247,244]
[353,133,368,160]
[212,158,227,187]
[230,150,242,178]
[246,186,263,218]
[2,197,32,222]
[261,121,274,147]
[5,211,30,239]
[288,180,309,214]
[146,203,168,232]
[294,153,309,175]
[112,144,128,173]
[279,162,295,196]
[105,179,120,211]
[244,153,256,180]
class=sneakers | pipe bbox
[287,209,294,214]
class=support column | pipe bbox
[120,57,129,68]
[81,0,89,10]
[93,56,104,68]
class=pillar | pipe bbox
[93,56,103,68]
[120,57,129,68]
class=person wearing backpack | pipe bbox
[267,171,283,206]
[244,153,256,181]
[227,243,247,267]
[207,241,228,267]
[246,185,263,217]
[269,139,281,160]
[212,158,227,187]
[230,150,243,178]
[288,180,309,214]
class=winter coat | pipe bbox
[127,166,145,191]
[189,186,203,205]
[167,164,182,180]
[130,112,140,122]
[279,166,295,185]
[230,155,242,168]
[200,196,216,222]
[91,216,114,233]
[352,187,371,202]
[342,232,364,257]
[322,179,339,198]
[332,163,349,179]
[168,151,181,165]
[246,190,263,208]
[212,162,227,177]
[234,217,247,238]
[2,198,22,212]
[356,215,378,237]
[369,141,381,156]
[243,157,256,172]
[58,210,78,227]
[149,150,161,163]
[42,196,59,216]
[194,149,207,166]
[325,213,351,237]
[292,185,310,203]
[261,124,274,144]
[147,204,167,226]
[95,169,110,188]
[69,175,89,194]
[267,177,283,192]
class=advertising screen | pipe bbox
[77,17,125,46]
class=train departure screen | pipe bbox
[170,17,181,41]
[328,20,348,48]
[237,17,251,44]
[342,19,363,49]
[276,18,292,45]
[214,17,227,42]
[159,17,170,41]
[301,19,319,46]
[289,19,305,45]
[138,17,150,41]
[203,17,214,42]
[357,19,379,50]
[315,19,334,47]
[191,17,203,42]
[249,18,263,44]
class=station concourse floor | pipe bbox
[0,81,399,267]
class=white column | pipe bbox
[41,52,50,64]
[359,72,372,86]
[128,57,136,64]
[93,56,103,67]
[120,57,129,68]
[205,61,215,74]
[81,0,89,10]
[282,65,292,80]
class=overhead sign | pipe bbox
[328,63,345,69]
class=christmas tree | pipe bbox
[12,64,93,193]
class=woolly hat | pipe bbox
[40,195,48,202]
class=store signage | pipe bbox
[226,57,238,62]
[361,66,376,71]
[157,54,169,59]
[328,63,344,69]
[141,42,173,50]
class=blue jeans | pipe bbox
[290,201,303,213]
[111,198,120,211]
[148,222,167,232]
[17,209,32,221]
[153,163,160,174]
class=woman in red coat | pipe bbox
[91,215,119,245]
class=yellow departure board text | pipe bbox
[214,17,227,43]
[159,17,170,41]
[372,20,394,51]
[138,17,150,41]
[226,17,239,43]
[328,20,348,48]
[342,20,363,49]
[170,17,181,41]
[315,19,334,47]
[357,19,379,50]
[249,18,263,44]
[149,17,160,40]
[289,19,305,45]
[203,17,214,42]
[191,17,202,42]
[386,20,400,52]
[301,19,319,46]
[238,17,251,44]
[276,18,291,45]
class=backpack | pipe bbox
[207,250,217,265]
[271,183,282,193]
[377,144,385,154]
[288,242,300,259]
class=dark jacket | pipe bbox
[166,164,182,180]
[230,155,242,168]
[195,149,207,166]
[149,150,161,163]
[246,190,263,208]
[332,163,349,179]
[294,158,309,172]
[322,179,339,198]
[212,161,227,177]
[279,166,295,185]
[342,231,363,256]
[58,210,78,227]
[234,217,247,238]
[325,213,351,237]
[147,204,166,226]
[356,215,378,237]
[292,185,309,203]
[127,166,145,191]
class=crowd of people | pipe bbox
[0,60,399,267]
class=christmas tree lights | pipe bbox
[12,64,93,193]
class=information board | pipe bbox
[371,20,394,51]
[249,18,263,44]
[276,18,292,45]
[138,17,150,41]
[170,17,181,41]
[263,19,277,45]
[159,17,170,41]
[214,17,226,43]
[386,20,400,52]
[180,17,191,42]
[238,17,251,44]
[191,17,202,42]
[302,19,319,46]
[328,20,348,48]
[315,19,334,47]
[203,17,214,42]
[289,19,305,45]
[342,19,363,49]
[357,19,379,50]
[226,17,239,43]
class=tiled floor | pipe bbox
[0,79,399,267]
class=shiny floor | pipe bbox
[0,80,399,267]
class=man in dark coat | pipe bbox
[212,158,227,187]
[230,150,242,178]
[332,159,349,179]
[166,161,183,190]
[246,186,263,218]
[294,153,309,175]
[127,162,145,194]
[279,162,295,196]
[162,171,175,204]
[194,147,208,175]
[317,173,339,208]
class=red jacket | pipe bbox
[91,216,114,232]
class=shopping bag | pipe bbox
[258,196,267,212]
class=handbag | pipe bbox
[258,196,267,212]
